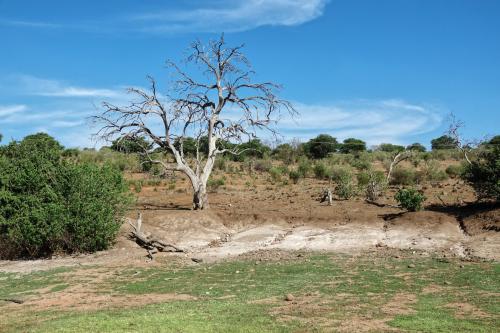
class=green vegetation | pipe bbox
[0,133,131,259]
[339,137,367,154]
[1,254,498,332]
[303,134,338,159]
[462,144,500,200]
[406,142,427,152]
[431,135,458,150]
[395,188,426,211]
[378,143,405,153]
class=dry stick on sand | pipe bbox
[128,213,184,259]
[0,298,24,304]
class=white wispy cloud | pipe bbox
[0,19,60,29]
[9,75,124,98]
[0,74,444,148]
[0,0,329,34]
[0,104,27,117]
[0,75,130,148]
[279,99,444,145]
[132,0,329,33]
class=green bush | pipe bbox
[207,177,226,192]
[390,167,417,185]
[334,171,357,199]
[358,170,387,201]
[420,160,448,182]
[297,158,312,178]
[462,145,500,200]
[253,159,272,172]
[0,133,131,259]
[330,165,353,182]
[288,170,301,184]
[445,164,465,178]
[303,134,338,159]
[268,167,284,183]
[313,163,330,180]
[394,188,426,211]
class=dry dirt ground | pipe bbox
[1,172,498,274]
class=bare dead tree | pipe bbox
[446,113,473,165]
[386,150,413,183]
[93,35,295,209]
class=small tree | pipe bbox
[462,144,500,201]
[110,136,152,153]
[406,142,426,152]
[303,134,338,159]
[94,35,294,209]
[431,135,458,150]
[339,138,366,154]
[377,143,405,153]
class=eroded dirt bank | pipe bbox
[1,201,498,273]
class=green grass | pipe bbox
[1,254,498,332]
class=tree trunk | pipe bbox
[193,185,209,210]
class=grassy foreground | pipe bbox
[1,253,499,332]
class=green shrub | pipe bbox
[313,163,329,180]
[394,188,426,211]
[462,145,500,200]
[303,134,338,159]
[358,170,387,201]
[0,134,131,259]
[421,160,448,182]
[330,165,353,182]
[334,171,356,199]
[390,167,417,185]
[253,159,272,172]
[445,164,465,178]
[268,167,283,183]
[207,177,226,192]
[297,158,312,177]
[214,157,227,171]
[288,170,301,184]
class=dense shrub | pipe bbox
[358,170,387,201]
[303,134,338,159]
[395,188,426,211]
[207,177,226,192]
[272,143,301,164]
[377,143,405,153]
[330,165,353,182]
[431,135,458,150]
[297,158,312,178]
[0,133,131,259]
[111,136,152,153]
[334,171,356,199]
[231,139,271,161]
[253,159,273,172]
[445,164,465,178]
[421,160,448,182]
[288,170,301,184]
[339,138,366,154]
[462,145,500,201]
[268,167,284,183]
[390,167,417,185]
[406,143,426,152]
[313,163,329,180]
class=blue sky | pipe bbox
[0,0,499,148]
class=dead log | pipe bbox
[320,188,333,206]
[0,298,24,304]
[128,213,184,257]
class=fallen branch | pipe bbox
[320,188,333,206]
[128,213,184,257]
[0,298,24,304]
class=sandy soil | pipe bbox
[0,172,498,273]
